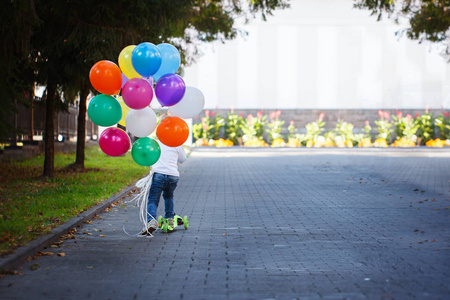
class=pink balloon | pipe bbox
[99,127,131,157]
[122,78,153,110]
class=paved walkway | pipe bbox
[1,147,449,299]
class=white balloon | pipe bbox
[125,107,157,137]
[168,86,205,119]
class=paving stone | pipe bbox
[0,147,449,299]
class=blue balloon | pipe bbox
[152,43,181,82]
[131,42,162,77]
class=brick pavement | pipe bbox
[0,147,449,299]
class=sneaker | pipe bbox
[140,219,157,235]
[167,218,174,231]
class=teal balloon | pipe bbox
[131,137,161,167]
[88,94,122,126]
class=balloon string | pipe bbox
[124,170,158,237]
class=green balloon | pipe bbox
[131,137,161,167]
[88,94,122,126]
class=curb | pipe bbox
[0,185,136,272]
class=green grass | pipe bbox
[0,146,149,256]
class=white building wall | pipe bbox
[183,0,450,110]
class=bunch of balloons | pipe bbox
[88,42,205,167]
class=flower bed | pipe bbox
[193,109,450,148]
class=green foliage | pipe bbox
[1,0,289,174]
[325,120,355,141]
[192,122,206,141]
[0,1,38,140]
[416,111,436,144]
[0,146,148,255]
[375,110,393,141]
[392,112,419,141]
[354,0,450,59]
[305,113,325,141]
[435,113,450,140]
[210,113,225,140]
[364,120,373,139]
[241,111,267,141]
[287,121,296,139]
[267,110,285,142]
[192,110,225,140]
[224,111,244,145]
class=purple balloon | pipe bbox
[121,73,129,89]
[155,74,186,107]
[122,77,153,110]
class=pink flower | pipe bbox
[445,112,449,117]
[416,112,420,118]
[270,112,276,120]
[425,105,429,113]
[319,113,325,121]
[247,114,253,121]
[257,111,263,119]
[378,110,383,118]
[240,113,244,117]
[211,112,215,117]
[397,111,403,118]
[290,120,294,126]
[201,118,207,130]
[384,112,390,120]
[276,110,281,118]
[230,105,234,113]
[406,114,412,121]
[205,110,210,117]
[365,120,369,126]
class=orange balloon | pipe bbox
[89,60,122,95]
[156,116,189,147]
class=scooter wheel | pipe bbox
[162,220,168,233]
[183,216,189,229]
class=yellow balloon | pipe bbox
[117,96,130,127]
[118,45,141,79]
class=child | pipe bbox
[140,140,187,235]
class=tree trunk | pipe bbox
[72,82,90,172]
[30,92,34,141]
[13,99,17,146]
[42,82,56,178]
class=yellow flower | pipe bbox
[287,138,301,148]
[324,139,335,148]
[358,138,373,148]
[214,139,234,147]
[271,138,286,147]
[392,138,415,147]
[426,138,445,147]
[345,140,354,148]
[373,138,388,148]
[244,137,268,147]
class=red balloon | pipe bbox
[89,60,122,95]
[156,117,189,147]
[99,127,130,156]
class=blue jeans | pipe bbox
[147,173,179,221]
